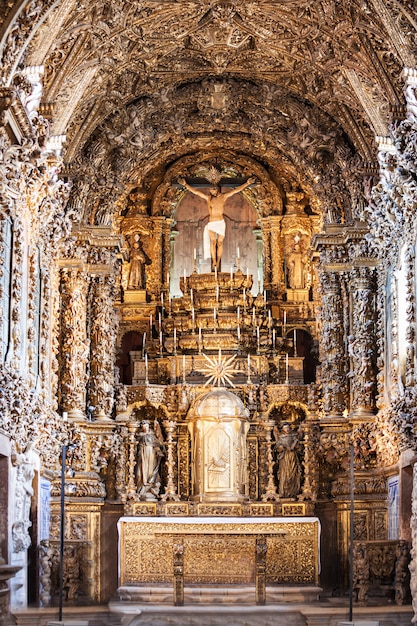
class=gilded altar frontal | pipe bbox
[1,2,417,625]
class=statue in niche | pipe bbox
[273,422,302,498]
[286,239,307,289]
[179,176,255,271]
[136,420,165,500]
[127,233,147,289]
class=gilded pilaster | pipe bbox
[348,266,377,418]
[89,274,118,420]
[260,218,271,292]
[269,217,283,296]
[59,268,89,420]
[318,270,346,418]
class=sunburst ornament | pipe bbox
[200,349,241,387]
[205,166,222,186]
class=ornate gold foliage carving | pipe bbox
[119,519,319,586]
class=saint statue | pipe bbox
[179,176,255,271]
[273,422,302,498]
[127,233,146,289]
[136,420,165,500]
[286,242,307,289]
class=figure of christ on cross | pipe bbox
[179,176,256,272]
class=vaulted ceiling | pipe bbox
[2,0,416,224]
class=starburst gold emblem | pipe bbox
[200,349,241,387]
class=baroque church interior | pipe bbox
[2,1,417,625]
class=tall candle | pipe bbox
[246,267,249,279]
[294,328,297,357]
[256,325,260,347]
[272,328,276,350]
[215,266,218,280]
[198,326,202,342]
[237,246,240,259]
[194,248,196,260]
[214,307,217,322]
[159,330,163,350]
[173,327,177,347]
[237,325,241,341]
[167,271,170,286]
[145,353,148,382]
[190,288,193,304]
[142,331,146,357]
[150,314,152,329]
[216,285,219,301]
[183,354,186,381]
[285,353,289,381]
[161,292,164,307]
[237,306,240,322]
[283,310,287,332]
[192,307,195,324]
[158,312,162,329]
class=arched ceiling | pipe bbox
[2,0,417,223]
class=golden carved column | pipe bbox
[150,217,165,299]
[269,216,284,297]
[59,267,89,420]
[260,218,271,292]
[261,419,279,502]
[318,270,346,418]
[348,266,377,418]
[162,218,174,292]
[161,419,180,501]
[89,274,118,420]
